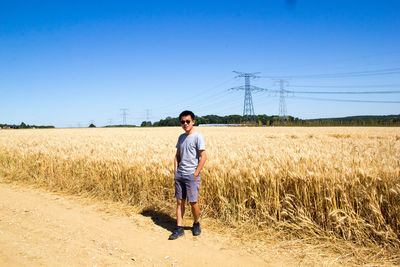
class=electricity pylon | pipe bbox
[120,108,128,125]
[273,79,289,120]
[145,109,151,121]
[229,71,267,123]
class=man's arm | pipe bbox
[174,149,180,172]
[194,150,207,179]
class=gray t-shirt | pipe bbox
[176,131,206,175]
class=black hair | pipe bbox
[179,110,195,120]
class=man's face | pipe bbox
[180,115,194,133]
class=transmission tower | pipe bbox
[230,71,267,123]
[145,109,151,121]
[274,79,289,120]
[120,108,128,125]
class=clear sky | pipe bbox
[1,0,399,127]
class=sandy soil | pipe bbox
[0,182,304,267]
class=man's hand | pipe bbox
[174,149,180,176]
[194,150,206,180]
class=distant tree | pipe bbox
[140,121,152,127]
[20,122,28,128]
[257,114,273,125]
[226,115,242,124]
[89,123,96,128]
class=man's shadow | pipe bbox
[140,208,192,232]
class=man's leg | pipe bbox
[190,202,200,222]
[169,173,186,240]
[187,173,201,236]
[187,173,200,223]
[190,201,201,236]
[176,199,186,226]
[169,199,186,240]
[174,173,186,227]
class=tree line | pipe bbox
[0,122,55,129]
[143,114,400,127]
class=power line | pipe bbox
[155,90,231,120]
[286,90,400,94]
[154,77,235,113]
[259,67,400,79]
[292,96,400,104]
[192,93,243,113]
[291,84,400,88]
[194,96,245,116]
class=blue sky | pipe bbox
[1,0,399,127]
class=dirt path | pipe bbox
[0,182,302,266]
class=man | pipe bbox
[169,110,207,240]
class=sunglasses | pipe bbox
[180,120,192,124]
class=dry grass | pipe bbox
[0,127,399,264]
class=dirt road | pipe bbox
[0,183,302,266]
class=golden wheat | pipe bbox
[0,127,399,251]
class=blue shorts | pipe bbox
[174,171,200,203]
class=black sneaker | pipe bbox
[192,222,201,236]
[168,226,184,240]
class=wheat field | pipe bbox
[0,127,399,257]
